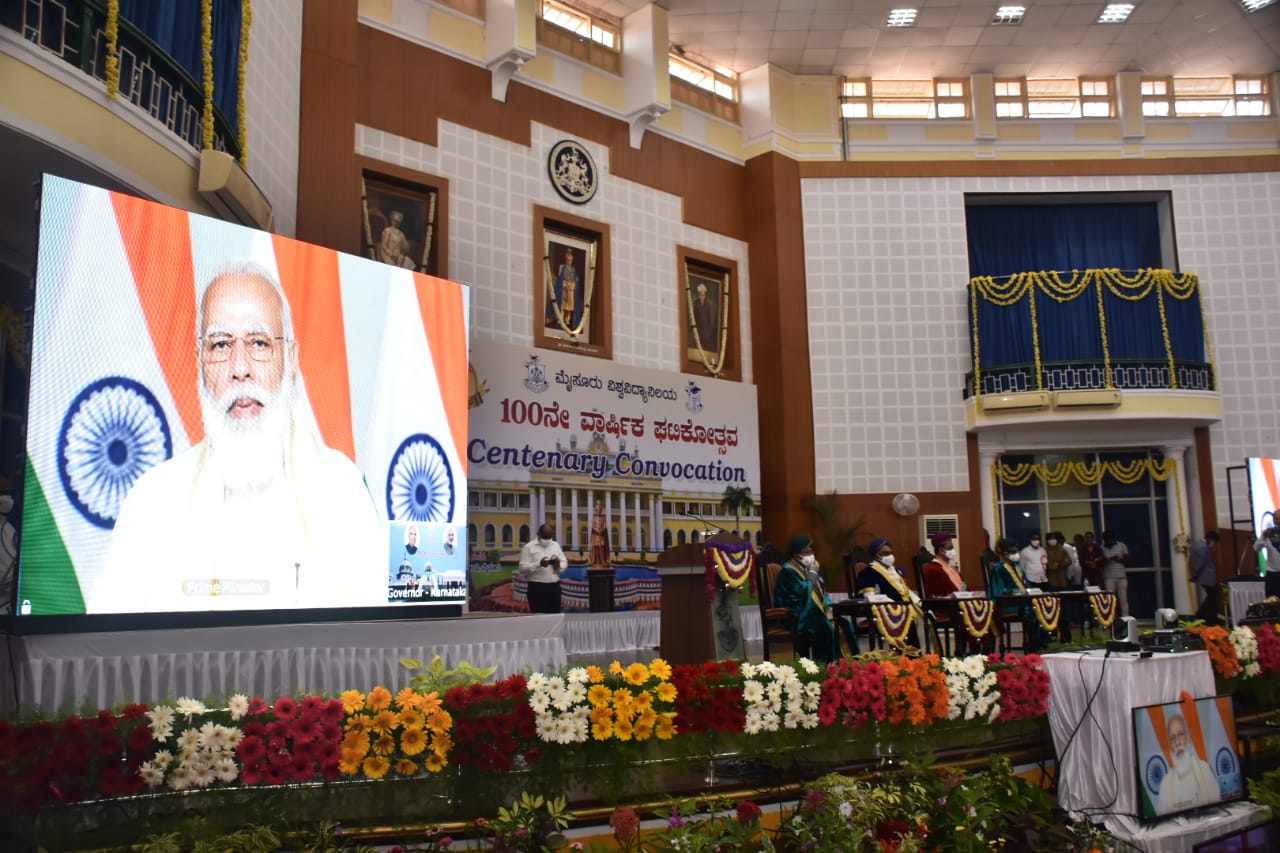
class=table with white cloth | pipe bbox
[2,614,568,713]
[1224,576,1266,626]
[1043,649,1216,818]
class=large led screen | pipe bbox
[1246,457,1280,538]
[16,176,469,619]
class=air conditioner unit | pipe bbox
[198,150,273,231]
[979,391,1049,413]
[1054,389,1122,408]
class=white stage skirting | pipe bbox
[1,609,764,713]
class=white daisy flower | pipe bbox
[227,694,249,721]
[213,757,239,783]
[167,766,193,791]
[174,697,207,717]
[139,763,165,788]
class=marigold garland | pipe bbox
[1088,591,1117,629]
[957,598,995,639]
[104,0,120,99]
[200,0,214,150]
[237,0,252,166]
[1030,596,1061,632]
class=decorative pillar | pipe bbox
[529,487,539,533]
[570,487,580,551]
[634,492,644,552]
[619,489,629,552]
[1163,443,1193,614]
[979,451,998,544]
[554,487,564,544]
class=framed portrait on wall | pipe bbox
[679,246,740,381]
[360,163,448,278]
[533,205,612,360]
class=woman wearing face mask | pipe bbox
[989,537,1048,652]
[922,531,982,654]
[773,533,854,662]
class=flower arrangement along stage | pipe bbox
[1188,619,1280,709]
[1,652,1054,849]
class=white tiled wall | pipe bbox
[245,0,302,237]
[356,122,752,380]
[802,170,1280,523]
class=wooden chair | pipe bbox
[914,559,956,656]
[757,561,807,661]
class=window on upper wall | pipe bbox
[670,53,740,122]
[994,78,1025,118]
[1079,77,1115,117]
[839,78,969,119]
[1171,76,1273,117]
[537,0,621,74]
[1025,78,1081,118]
[1141,77,1173,116]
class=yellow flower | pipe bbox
[371,710,400,735]
[362,756,390,779]
[655,713,676,740]
[614,718,635,741]
[633,692,653,712]
[396,687,420,710]
[649,658,672,680]
[624,662,650,685]
[372,733,396,756]
[634,721,654,741]
[655,682,678,703]
[395,758,419,776]
[613,687,634,706]
[399,707,425,730]
[342,731,370,755]
[590,706,613,726]
[344,713,373,735]
[586,665,605,684]
[367,686,393,712]
[587,685,613,707]
[425,753,446,773]
[433,732,454,755]
[339,752,362,775]
[609,661,624,676]
[637,708,657,729]
[399,727,427,756]
[341,690,366,713]
[592,718,615,740]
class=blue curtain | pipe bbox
[1164,292,1207,362]
[119,0,242,126]
[1035,285,1102,363]
[970,286,1035,369]
[966,202,1162,278]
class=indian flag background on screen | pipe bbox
[18,175,468,615]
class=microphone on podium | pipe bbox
[681,510,731,537]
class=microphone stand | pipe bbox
[681,510,732,537]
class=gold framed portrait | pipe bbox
[678,246,740,382]
[360,163,447,277]
[533,205,612,360]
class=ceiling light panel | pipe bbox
[993,6,1026,24]
[1240,0,1277,11]
[887,8,918,28]
[1097,4,1135,23]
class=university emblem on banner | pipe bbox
[685,381,703,413]
[1030,595,1062,632]
[385,432,455,522]
[58,376,173,529]
[548,140,598,205]
[523,355,549,393]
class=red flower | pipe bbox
[735,801,762,825]
[273,697,299,720]
[241,721,267,737]
[300,695,325,715]
[126,724,154,753]
[262,764,288,786]
[120,703,149,721]
[90,709,118,735]
[610,806,640,840]
[291,714,320,743]
[321,699,346,724]
[247,697,269,716]
[237,735,267,765]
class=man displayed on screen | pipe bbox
[1157,712,1219,815]
[91,261,385,612]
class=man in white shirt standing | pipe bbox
[519,522,565,614]
[1101,530,1131,618]
[1019,532,1048,587]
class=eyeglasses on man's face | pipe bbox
[201,333,285,363]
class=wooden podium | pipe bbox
[656,543,712,666]
[657,536,749,665]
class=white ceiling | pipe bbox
[593,0,1280,80]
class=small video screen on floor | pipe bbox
[1133,694,1244,821]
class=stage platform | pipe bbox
[0,609,762,714]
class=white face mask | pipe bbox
[943,548,957,561]
[1047,539,1058,546]
[538,536,551,546]
[1030,539,1041,548]
[799,554,817,569]
[1008,553,1021,563]
[879,554,896,568]
[0,494,12,515]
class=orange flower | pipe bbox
[424,753,445,773]
[399,727,427,756]
[433,734,453,757]
[586,665,605,683]
[593,717,615,740]
[341,689,366,713]
[345,713,373,735]
[342,731,370,755]
[590,706,614,725]
[338,752,362,775]
[367,686,393,712]
[609,661,624,676]
[396,687,420,710]
[362,756,390,779]
[418,691,443,715]
[395,758,419,776]
[373,733,396,755]
[371,710,400,735]
[614,717,635,741]
[399,707,425,730]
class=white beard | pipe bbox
[1171,747,1194,778]
[200,372,294,497]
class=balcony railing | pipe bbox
[5,0,239,160]
[966,268,1215,400]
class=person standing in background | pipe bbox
[1044,531,1074,642]
[1078,531,1105,587]
[1020,532,1048,587]
[520,522,565,614]
[1191,531,1221,623]
[1101,530,1131,618]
